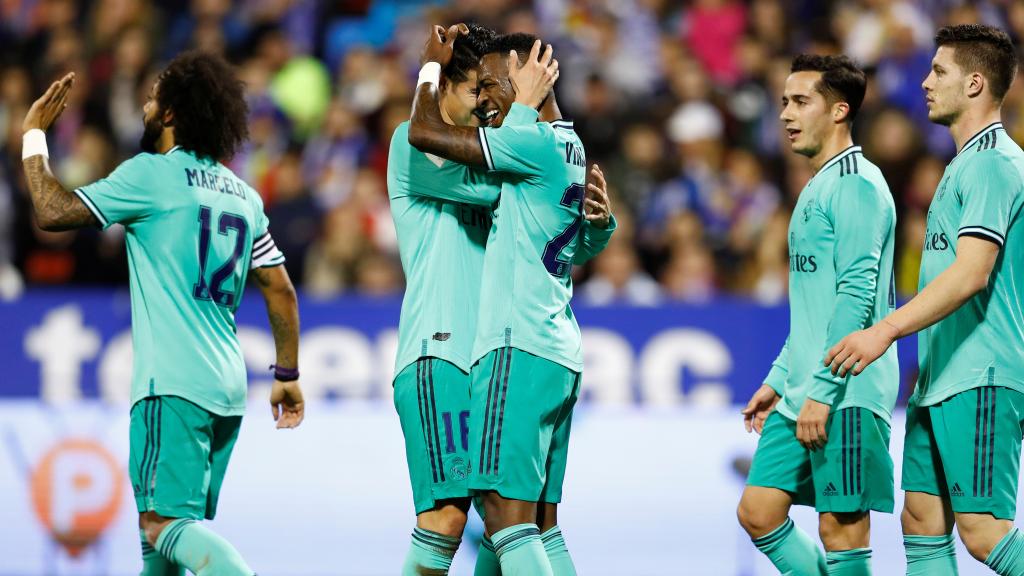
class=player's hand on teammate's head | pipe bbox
[420,23,469,67]
[270,380,305,429]
[23,72,75,133]
[741,384,780,435]
[509,39,559,109]
[585,164,613,229]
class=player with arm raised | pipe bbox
[825,25,1024,574]
[389,24,613,576]
[21,51,303,576]
[408,27,615,576]
[737,55,899,575]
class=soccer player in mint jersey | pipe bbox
[389,24,613,576]
[826,24,1024,576]
[737,55,899,575]
[20,52,304,576]
[408,27,615,576]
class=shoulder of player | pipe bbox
[827,162,892,209]
[959,145,1024,185]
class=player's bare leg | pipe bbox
[738,486,825,574]
[535,503,574,575]
[954,512,1013,563]
[820,512,872,573]
[902,491,958,575]
[480,491,551,575]
[403,498,471,575]
[139,511,252,576]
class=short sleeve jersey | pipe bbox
[75,146,282,416]
[914,123,1024,406]
[474,104,602,371]
[765,146,900,423]
[387,121,500,375]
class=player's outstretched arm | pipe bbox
[825,236,999,377]
[22,73,98,231]
[252,264,304,429]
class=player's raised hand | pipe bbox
[585,164,612,229]
[270,379,305,429]
[509,39,559,109]
[420,23,468,67]
[824,320,899,377]
[741,384,780,434]
[795,398,830,450]
[23,72,75,133]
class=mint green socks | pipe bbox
[826,548,871,575]
[752,517,827,575]
[474,535,501,576]
[986,528,1024,576]
[154,519,253,576]
[904,534,958,575]
[492,523,553,576]
[541,526,576,575]
[141,529,183,575]
[401,527,461,575]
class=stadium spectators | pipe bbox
[3,0,1024,302]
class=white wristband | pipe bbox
[22,129,48,160]
[417,62,441,87]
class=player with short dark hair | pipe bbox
[737,53,899,575]
[20,51,304,576]
[826,23,1024,575]
[408,26,615,575]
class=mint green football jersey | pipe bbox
[75,146,283,416]
[474,103,615,371]
[765,146,900,423]
[388,121,499,375]
[914,123,1024,406]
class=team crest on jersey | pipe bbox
[450,457,467,480]
[802,199,815,223]
[936,177,949,201]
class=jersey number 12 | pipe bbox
[193,205,248,307]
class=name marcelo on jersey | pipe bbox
[185,168,247,200]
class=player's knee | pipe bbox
[139,511,175,546]
[819,512,869,551]
[956,516,1010,562]
[901,495,950,536]
[736,499,783,538]
[417,503,469,538]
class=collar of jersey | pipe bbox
[956,122,1003,158]
[550,119,574,130]
[166,145,182,154]
[816,145,862,177]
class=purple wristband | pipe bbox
[270,364,299,381]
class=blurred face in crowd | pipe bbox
[140,81,166,153]
[440,69,482,127]
[922,45,968,126]
[474,52,517,128]
[780,71,837,158]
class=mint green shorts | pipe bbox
[394,357,472,514]
[468,347,580,503]
[129,396,242,520]
[747,408,894,513]
[902,387,1024,520]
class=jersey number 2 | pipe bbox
[541,183,585,277]
[193,205,248,307]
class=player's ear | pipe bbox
[162,107,175,127]
[833,101,850,124]
[966,72,985,98]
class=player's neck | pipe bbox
[808,128,854,173]
[156,129,176,155]
[949,104,1002,152]
[537,94,561,123]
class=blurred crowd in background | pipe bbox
[2,0,1024,305]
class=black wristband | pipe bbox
[270,364,299,381]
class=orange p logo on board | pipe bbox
[29,439,123,557]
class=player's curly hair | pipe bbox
[936,24,1018,101]
[445,23,497,84]
[487,32,541,66]
[156,51,249,162]
[791,54,866,123]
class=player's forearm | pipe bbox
[265,288,299,368]
[22,156,97,231]
[885,259,988,337]
[408,84,486,167]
